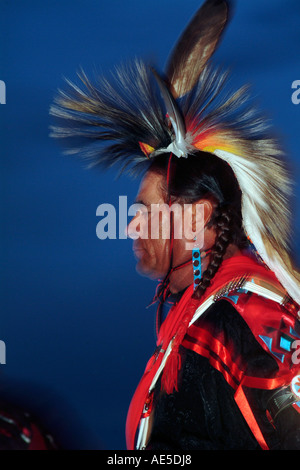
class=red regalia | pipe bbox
[126,254,300,450]
[50,0,300,451]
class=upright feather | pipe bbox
[166,0,231,98]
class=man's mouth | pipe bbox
[133,244,145,259]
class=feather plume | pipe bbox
[50,57,300,305]
[175,66,300,304]
[50,61,172,176]
[214,148,300,305]
[166,0,231,98]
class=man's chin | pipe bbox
[135,261,161,281]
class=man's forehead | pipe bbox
[135,171,165,205]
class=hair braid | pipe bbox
[192,205,236,300]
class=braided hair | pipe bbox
[148,151,248,299]
[194,204,242,299]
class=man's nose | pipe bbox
[125,215,139,240]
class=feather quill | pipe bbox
[151,68,188,158]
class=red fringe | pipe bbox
[161,298,198,394]
[162,348,182,394]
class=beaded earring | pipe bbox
[192,236,202,291]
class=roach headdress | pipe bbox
[50,0,300,305]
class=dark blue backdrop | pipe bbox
[0,0,299,450]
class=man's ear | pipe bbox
[192,199,214,233]
[182,199,214,251]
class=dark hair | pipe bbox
[148,151,248,299]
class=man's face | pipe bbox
[127,171,172,279]
[127,170,208,282]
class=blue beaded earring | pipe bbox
[192,237,202,291]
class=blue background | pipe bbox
[0,0,299,450]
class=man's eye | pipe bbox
[135,208,148,218]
